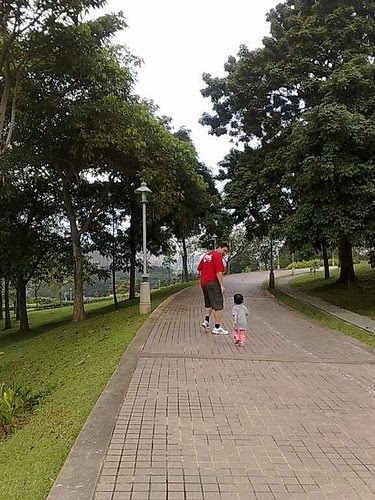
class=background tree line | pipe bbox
[0,0,231,332]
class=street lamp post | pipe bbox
[135,181,152,314]
[269,234,275,289]
[292,251,295,275]
[212,233,217,249]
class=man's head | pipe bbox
[215,243,229,256]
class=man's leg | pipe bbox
[212,308,222,325]
[201,286,212,328]
[202,307,212,328]
[211,283,228,334]
[212,309,228,334]
[204,281,227,334]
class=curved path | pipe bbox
[49,272,375,500]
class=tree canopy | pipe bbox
[0,1,221,328]
[201,0,375,283]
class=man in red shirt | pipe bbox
[197,243,229,334]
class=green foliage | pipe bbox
[227,227,261,272]
[286,259,322,270]
[6,3,208,321]
[1,0,221,327]
[0,382,34,435]
[201,0,375,283]
[0,0,109,153]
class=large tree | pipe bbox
[12,13,135,321]
[0,159,66,331]
[201,0,375,283]
[0,0,105,155]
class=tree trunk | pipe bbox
[337,236,356,284]
[62,178,87,321]
[17,277,29,332]
[181,237,188,282]
[3,275,11,330]
[322,239,330,280]
[112,263,118,309]
[71,230,87,321]
[112,214,118,308]
[15,289,20,320]
[128,205,137,300]
[0,62,11,152]
[0,279,3,320]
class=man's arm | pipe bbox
[213,252,225,291]
[216,271,225,292]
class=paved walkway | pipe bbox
[48,272,375,500]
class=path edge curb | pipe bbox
[47,286,193,500]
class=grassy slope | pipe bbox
[273,263,375,348]
[273,288,375,349]
[0,283,193,500]
[288,263,375,319]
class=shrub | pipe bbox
[286,259,323,270]
[0,382,35,435]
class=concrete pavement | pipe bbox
[48,272,375,500]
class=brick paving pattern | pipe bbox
[93,272,375,500]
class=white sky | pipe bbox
[99,0,279,173]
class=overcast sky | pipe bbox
[99,0,279,172]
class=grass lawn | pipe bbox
[272,287,375,349]
[272,263,375,349]
[0,282,194,500]
[288,263,375,319]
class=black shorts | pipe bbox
[202,280,223,310]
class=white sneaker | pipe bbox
[201,319,210,329]
[212,326,228,335]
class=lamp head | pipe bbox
[135,181,152,195]
[135,181,152,203]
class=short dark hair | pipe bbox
[217,243,229,250]
[234,293,244,305]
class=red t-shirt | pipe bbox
[197,250,225,286]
